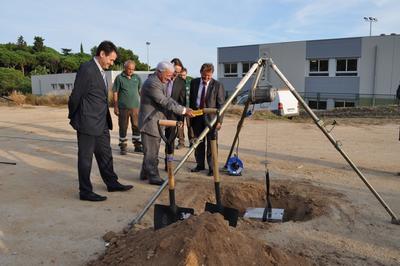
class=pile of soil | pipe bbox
[88,212,309,266]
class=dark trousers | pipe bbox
[177,117,194,146]
[77,129,118,194]
[140,132,161,180]
[118,108,141,148]
[191,116,217,171]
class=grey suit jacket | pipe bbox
[68,59,112,136]
[139,73,185,137]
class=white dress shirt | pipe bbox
[196,79,210,108]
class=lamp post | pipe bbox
[363,17,378,36]
[146,41,151,71]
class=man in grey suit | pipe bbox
[139,61,194,185]
[189,63,225,176]
[68,41,133,201]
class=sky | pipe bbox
[1,0,399,76]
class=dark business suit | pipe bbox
[68,59,119,195]
[189,78,225,171]
[165,76,186,155]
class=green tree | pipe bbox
[30,65,49,76]
[60,56,79,72]
[35,51,60,73]
[0,67,31,94]
[80,43,84,54]
[17,35,27,49]
[61,48,72,55]
[33,36,45,52]
[0,48,12,67]
[90,46,97,57]
[16,50,36,75]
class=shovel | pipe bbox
[154,120,194,230]
[205,139,239,227]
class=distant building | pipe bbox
[31,71,153,95]
[217,34,400,109]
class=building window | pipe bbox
[309,59,328,76]
[224,63,237,77]
[66,83,73,90]
[242,62,254,76]
[335,101,355,108]
[59,84,65,90]
[308,100,327,110]
[51,84,58,90]
[336,58,357,76]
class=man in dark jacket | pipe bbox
[189,63,225,176]
[68,41,133,201]
[163,58,186,170]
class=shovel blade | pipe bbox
[205,202,239,227]
[154,204,194,230]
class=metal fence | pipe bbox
[300,92,398,109]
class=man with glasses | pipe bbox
[138,61,194,185]
[190,63,225,176]
[163,58,187,170]
[178,67,194,147]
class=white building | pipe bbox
[31,71,153,95]
[218,34,400,109]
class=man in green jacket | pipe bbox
[113,60,143,155]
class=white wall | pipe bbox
[31,71,154,95]
[259,41,306,93]
[359,35,400,96]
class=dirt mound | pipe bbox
[88,212,309,266]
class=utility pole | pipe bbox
[146,41,151,71]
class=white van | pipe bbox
[236,89,299,117]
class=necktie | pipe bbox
[167,80,173,97]
[199,81,206,108]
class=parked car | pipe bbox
[236,89,299,117]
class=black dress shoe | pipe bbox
[191,166,205,172]
[80,192,107,202]
[107,183,133,192]
[149,178,165,186]
[208,170,214,176]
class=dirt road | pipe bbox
[0,106,399,265]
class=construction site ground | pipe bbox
[0,105,399,265]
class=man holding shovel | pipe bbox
[138,61,194,185]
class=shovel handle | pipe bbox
[158,119,182,127]
[166,154,175,190]
[210,139,220,183]
[203,108,218,114]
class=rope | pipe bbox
[265,115,268,172]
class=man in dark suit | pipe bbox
[189,63,225,176]
[68,41,133,201]
[139,61,193,185]
[164,58,186,170]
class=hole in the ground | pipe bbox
[167,178,337,224]
[221,181,328,222]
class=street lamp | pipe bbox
[363,17,378,36]
[146,41,151,71]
